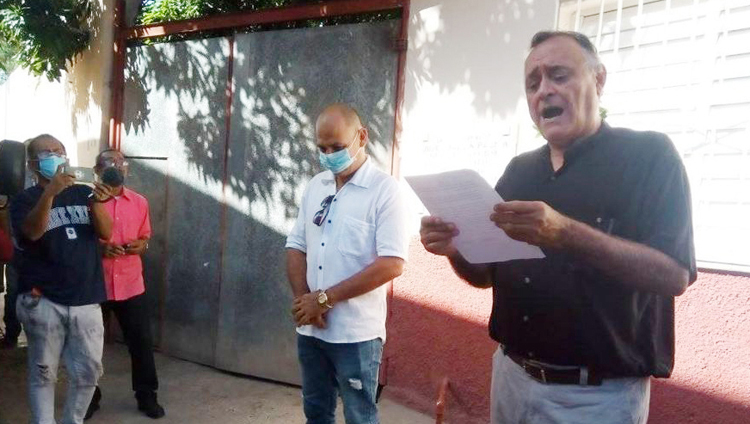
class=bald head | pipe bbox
[316,103,363,129]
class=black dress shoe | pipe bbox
[84,386,102,420]
[136,391,165,419]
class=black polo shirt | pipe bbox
[491,122,696,378]
[10,184,106,306]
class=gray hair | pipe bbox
[531,31,602,70]
[26,134,65,159]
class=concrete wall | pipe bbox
[387,243,750,423]
[387,1,750,423]
[0,0,116,166]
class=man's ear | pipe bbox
[357,127,369,148]
[595,64,607,97]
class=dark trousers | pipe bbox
[2,264,21,341]
[104,293,158,394]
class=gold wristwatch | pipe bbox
[316,290,334,309]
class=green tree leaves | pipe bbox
[0,0,92,81]
[138,0,303,25]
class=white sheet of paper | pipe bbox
[406,169,545,264]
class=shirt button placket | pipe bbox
[317,197,335,287]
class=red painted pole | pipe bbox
[108,0,126,151]
[390,0,409,178]
[435,377,450,424]
[382,0,410,390]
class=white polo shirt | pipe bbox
[285,157,409,344]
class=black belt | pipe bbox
[504,350,603,386]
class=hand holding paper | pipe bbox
[419,215,460,257]
[407,169,545,264]
[490,201,571,249]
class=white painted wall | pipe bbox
[1,0,559,188]
[0,0,116,167]
[399,0,559,225]
[400,1,558,180]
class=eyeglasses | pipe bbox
[99,158,129,167]
[31,151,66,161]
[312,195,335,226]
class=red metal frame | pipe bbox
[215,34,236,346]
[108,0,126,151]
[382,0,410,389]
[107,0,411,379]
[390,0,409,178]
[109,0,408,158]
[126,0,405,40]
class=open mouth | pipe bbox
[541,106,564,120]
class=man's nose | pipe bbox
[538,76,555,97]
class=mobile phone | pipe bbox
[63,165,95,184]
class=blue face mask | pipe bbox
[37,155,67,180]
[319,132,362,174]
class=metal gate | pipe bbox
[115,2,405,385]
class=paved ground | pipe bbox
[0,340,434,424]
[0,288,433,424]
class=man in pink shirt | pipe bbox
[86,149,165,420]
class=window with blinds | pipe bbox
[558,0,750,272]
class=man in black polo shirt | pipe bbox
[420,31,695,424]
[11,134,113,424]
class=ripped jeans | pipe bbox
[297,334,382,424]
[16,293,104,424]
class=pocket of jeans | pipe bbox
[20,293,41,310]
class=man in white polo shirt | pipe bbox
[286,103,409,424]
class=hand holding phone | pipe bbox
[62,165,96,184]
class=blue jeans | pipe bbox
[297,334,383,424]
[16,293,104,424]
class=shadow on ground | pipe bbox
[0,341,432,424]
